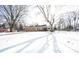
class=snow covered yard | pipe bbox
[0,32,51,53]
[54,31,79,53]
[0,31,79,53]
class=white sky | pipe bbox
[23,5,79,25]
[1,0,79,25]
[24,6,55,25]
[1,0,79,5]
[24,6,47,25]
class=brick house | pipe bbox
[25,25,47,31]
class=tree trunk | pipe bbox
[73,21,76,31]
[10,27,13,32]
[10,25,14,32]
[50,25,54,32]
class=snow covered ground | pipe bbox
[0,31,79,53]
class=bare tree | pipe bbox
[37,5,55,31]
[0,5,28,32]
[58,17,65,30]
[58,12,74,31]
[71,11,77,30]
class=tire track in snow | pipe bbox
[0,33,51,53]
[16,33,52,53]
[51,33,61,53]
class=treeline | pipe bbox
[0,5,79,32]
[56,11,79,31]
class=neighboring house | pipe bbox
[0,28,9,32]
[25,25,47,31]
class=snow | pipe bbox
[0,31,79,53]
[54,31,79,53]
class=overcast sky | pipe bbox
[23,5,79,25]
[0,5,79,25]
